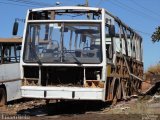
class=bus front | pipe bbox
[21,7,107,101]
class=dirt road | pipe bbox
[0,95,160,120]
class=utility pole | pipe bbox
[85,0,90,19]
[86,0,88,7]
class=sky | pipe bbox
[0,0,160,70]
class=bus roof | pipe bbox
[29,6,141,39]
[0,38,22,44]
[30,6,101,12]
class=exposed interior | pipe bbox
[23,66,102,87]
[28,9,102,20]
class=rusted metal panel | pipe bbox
[0,38,22,44]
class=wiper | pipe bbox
[67,51,81,65]
[35,56,42,65]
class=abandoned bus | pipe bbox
[20,6,143,101]
[0,38,22,106]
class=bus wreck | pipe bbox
[19,6,143,101]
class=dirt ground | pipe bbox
[0,95,160,120]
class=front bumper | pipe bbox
[21,86,104,100]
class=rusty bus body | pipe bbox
[0,38,22,106]
[20,6,143,101]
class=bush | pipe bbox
[145,63,160,81]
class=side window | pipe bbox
[105,25,111,59]
[113,22,122,54]
[0,44,21,64]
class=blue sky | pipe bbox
[0,0,160,70]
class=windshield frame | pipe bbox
[23,21,102,64]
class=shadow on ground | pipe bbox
[17,101,111,116]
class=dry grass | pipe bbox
[145,63,160,81]
[147,64,160,74]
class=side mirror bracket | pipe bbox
[12,21,19,36]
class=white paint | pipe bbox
[0,63,21,102]
[4,80,21,101]
[0,63,20,81]
[28,20,102,23]
[31,6,101,12]
[21,86,104,100]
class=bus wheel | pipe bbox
[0,88,6,107]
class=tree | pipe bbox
[151,26,160,42]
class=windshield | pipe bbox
[23,22,102,64]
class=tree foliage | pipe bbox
[151,26,160,42]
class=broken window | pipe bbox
[23,22,102,64]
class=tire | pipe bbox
[0,88,7,107]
